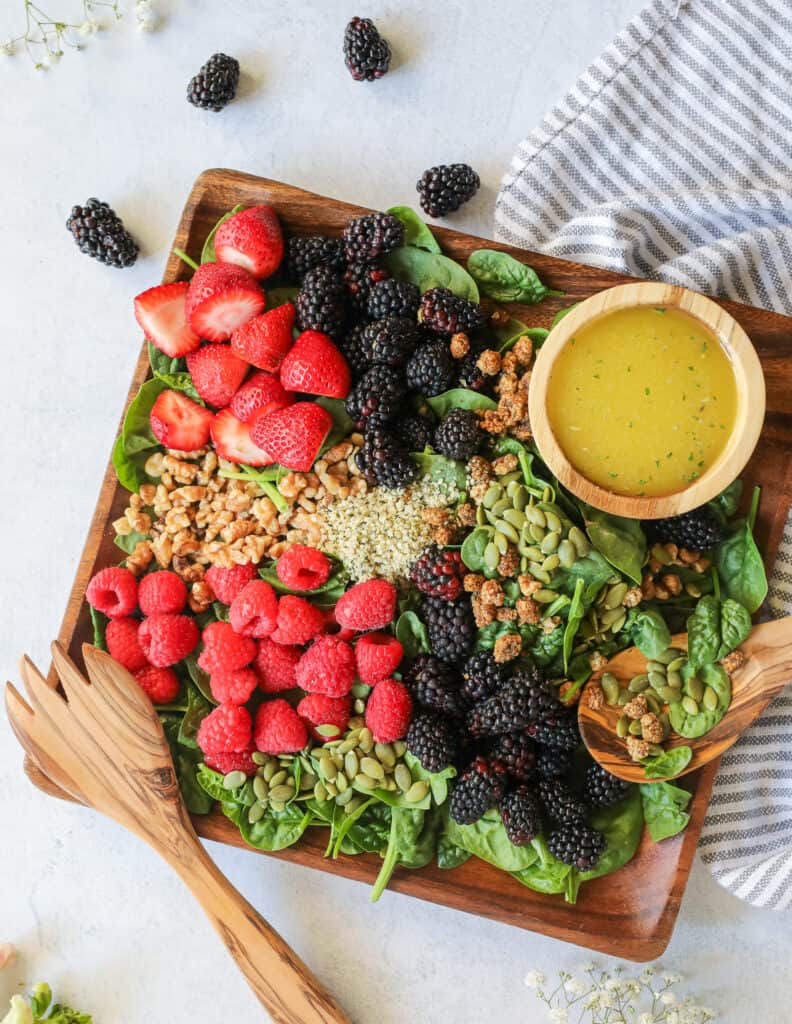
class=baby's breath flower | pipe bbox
[564,978,586,997]
[700,1008,717,1021]
[662,972,683,985]
[637,1014,655,1024]
[78,19,95,35]
[662,992,678,1005]
[524,970,546,989]
[605,978,624,992]
[1,40,14,55]
[580,961,595,972]
[666,1012,680,1024]
[641,966,657,980]
[549,1009,568,1024]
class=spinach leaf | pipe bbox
[386,205,441,252]
[444,808,539,872]
[576,785,643,885]
[687,596,751,669]
[581,505,646,584]
[339,800,392,855]
[526,624,565,669]
[426,388,497,417]
[550,304,579,327]
[316,396,356,455]
[114,529,150,555]
[715,495,768,613]
[719,598,752,657]
[553,550,613,604]
[641,781,691,841]
[112,378,168,492]
[511,836,572,895]
[404,753,456,806]
[240,804,314,852]
[437,831,472,870]
[466,249,561,304]
[669,662,731,738]
[184,653,217,705]
[492,437,554,498]
[370,806,435,901]
[395,610,431,658]
[196,763,237,803]
[411,450,468,490]
[88,606,107,651]
[562,578,586,674]
[630,608,672,660]
[491,315,550,353]
[178,682,213,749]
[202,204,244,264]
[259,558,347,604]
[384,246,479,301]
[642,745,693,779]
[161,714,213,815]
[147,342,201,401]
[461,526,494,572]
[709,479,743,522]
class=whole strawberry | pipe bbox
[279,331,351,399]
[214,205,284,279]
[186,344,249,408]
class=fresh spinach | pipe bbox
[553,550,614,604]
[338,800,392,855]
[715,487,767,613]
[112,378,168,492]
[687,596,751,669]
[384,246,479,301]
[426,389,497,417]
[630,608,673,660]
[147,342,201,401]
[258,559,347,604]
[395,610,431,658]
[562,578,586,674]
[490,315,550,352]
[184,653,217,706]
[404,752,456,806]
[642,745,693,779]
[201,204,244,264]
[177,682,213,749]
[437,829,472,870]
[444,808,539,872]
[669,662,731,738]
[240,803,314,852]
[575,786,643,886]
[386,205,441,253]
[113,529,150,555]
[461,526,494,572]
[640,781,691,841]
[581,505,646,584]
[370,806,437,902]
[511,836,572,895]
[466,249,561,304]
[316,396,356,454]
[161,714,213,815]
[550,304,579,327]
[719,598,753,656]
[88,606,107,651]
[709,479,743,522]
[411,450,468,490]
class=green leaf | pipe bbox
[630,608,673,660]
[113,529,150,555]
[642,745,693,779]
[370,806,440,901]
[687,595,751,670]
[562,577,586,674]
[147,341,202,401]
[395,610,431,658]
[196,764,233,803]
[384,246,479,301]
[716,515,768,614]
[490,316,550,353]
[426,389,497,417]
[202,204,245,264]
[718,598,752,657]
[461,526,494,572]
[466,249,560,304]
[177,682,213,749]
[581,505,646,584]
[669,662,731,738]
[259,559,348,604]
[386,206,441,252]
[88,606,107,651]
[403,752,456,805]
[437,829,472,870]
[576,786,643,883]
[30,984,52,1019]
[709,478,743,521]
[445,808,539,872]
[411,450,467,490]
[240,803,314,852]
[550,303,579,327]
[511,836,572,895]
[316,396,356,454]
[641,780,691,841]
[112,378,169,492]
[161,714,213,815]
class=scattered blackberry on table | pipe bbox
[66,199,138,268]
[367,279,421,320]
[287,235,345,282]
[548,823,606,871]
[395,414,432,452]
[337,324,371,377]
[187,53,240,111]
[407,711,459,772]
[405,336,456,396]
[583,762,631,808]
[527,710,581,750]
[344,261,389,314]
[356,424,418,489]
[410,546,466,601]
[433,408,483,462]
[404,654,466,716]
[449,756,507,825]
[652,505,724,552]
[467,667,559,738]
[489,731,536,782]
[538,778,587,824]
[535,745,573,778]
[500,785,541,845]
[416,163,481,218]
[346,364,405,427]
[343,16,391,82]
[419,287,486,336]
[296,265,347,338]
[421,596,475,664]
[362,316,420,367]
[461,650,508,703]
[344,211,404,263]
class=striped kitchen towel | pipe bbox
[495,0,792,908]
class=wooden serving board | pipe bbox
[24,170,792,960]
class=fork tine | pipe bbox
[50,641,109,729]
[19,655,69,720]
[82,645,161,721]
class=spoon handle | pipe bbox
[745,616,792,702]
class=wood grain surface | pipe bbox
[21,170,792,961]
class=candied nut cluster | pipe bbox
[475,343,534,441]
[720,648,745,675]
[642,542,711,601]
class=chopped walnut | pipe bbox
[480,579,504,607]
[476,349,502,376]
[516,596,541,624]
[586,684,605,710]
[493,633,523,663]
[661,573,683,596]
[513,336,534,367]
[640,713,664,744]
[188,580,214,613]
[624,695,649,720]
[491,454,518,476]
[720,648,746,675]
[626,737,650,762]
[623,586,643,608]
[449,332,470,358]
[463,573,486,593]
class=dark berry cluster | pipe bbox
[66,199,138,268]
[187,53,240,111]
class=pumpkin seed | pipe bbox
[483,484,502,508]
[269,769,287,789]
[682,696,700,716]
[540,531,560,554]
[544,509,562,533]
[358,728,374,753]
[501,471,522,485]
[647,660,667,675]
[263,761,277,783]
[599,606,624,627]
[658,685,680,703]
[251,752,268,766]
[604,582,629,609]
[223,770,247,791]
[336,737,356,755]
[629,720,644,736]
[253,776,269,802]
[703,686,719,711]
[644,692,661,716]
[491,498,511,515]
[541,554,560,573]
[333,787,353,806]
[513,486,528,511]
[687,676,705,702]
[476,505,487,526]
[331,753,344,769]
[529,523,547,544]
[617,690,632,706]
[495,520,520,544]
[667,656,687,672]
[313,781,328,802]
[568,526,590,557]
[616,715,630,738]
[320,758,337,782]
[651,543,673,566]
[405,780,430,803]
[534,589,559,604]
[335,772,348,793]
[493,531,509,555]
[375,743,395,767]
[269,800,286,813]
[521,544,544,562]
[300,772,317,791]
[354,773,378,791]
[610,612,627,633]
[525,506,547,528]
[324,782,338,798]
[601,673,620,704]
[557,539,576,568]
[659,712,671,740]
[354,698,366,715]
[344,751,359,779]
[685,582,702,598]
[666,670,683,689]
[646,743,666,757]
[344,796,363,816]
[484,541,500,569]
[248,803,265,824]
[648,671,667,690]
[502,508,526,530]
[520,555,529,573]
[394,764,412,792]
[361,757,385,780]
[542,486,553,502]
[393,740,407,758]
[529,566,552,584]
[628,675,649,693]
[270,784,293,802]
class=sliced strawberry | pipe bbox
[279,330,351,399]
[230,370,295,423]
[150,389,214,451]
[250,402,332,472]
[230,303,295,371]
[211,408,272,466]
[214,205,284,279]
[134,282,201,358]
[186,263,265,343]
[186,343,249,408]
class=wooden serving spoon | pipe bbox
[578,616,792,782]
[5,642,352,1024]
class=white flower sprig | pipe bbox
[524,963,717,1024]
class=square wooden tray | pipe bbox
[24,170,792,960]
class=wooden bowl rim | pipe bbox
[528,282,766,519]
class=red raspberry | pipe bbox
[86,566,138,618]
[270,595,326,646]
[254,699,308,754]
[105,616,149,672]
[138,613,199,667]
[134,665,180,704]
[198,621,257,674]
[335,579,396,631]
[295,635,355,697]
[205,563,257,605]
[197,703,253,755]
[209,667,259,705]
[138,570,188,616]
[255,639,301,693]
[204,746,257,777]
[275,545,331,591]
[297,693,351,741]
[354,633,403,684]
[229,580,279,638]
[365,678,413,743]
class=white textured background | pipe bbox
[2,1,791,1021]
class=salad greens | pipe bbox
[466,249,562,304]
[2,984,92,1024]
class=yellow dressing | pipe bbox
[546,306,738,497]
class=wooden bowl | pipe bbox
[528,282,766,518]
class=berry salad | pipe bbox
[84,202,767,903]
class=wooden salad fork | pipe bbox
[5,642,352,1024]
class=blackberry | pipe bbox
[433,408,483,462]
[296,266,346,338]
[356,425,418,490]
[583,763,631,808]
[66,199,138,268]
[344,212,403,263]
[417,163,481,218]
[395,414,432,452]
[457,340,495,394]
[346,364,405,428]
[407,711,459,772]
[419,287,486,336]
[410,546,466,601]
[421,596,475,664]
[362,316,420,367]
[344,261,389,314]
[461,650,508,703]
[367,279,421,321]
[527,710,581,750]
[652,505,723,552]
[467,667,559,738]
[535,745,573,778]
[337,324,371,377]
[405,337,456,397]
[343,16,391,82]
[548,823,606,871]
[186,53,240,111]
[489,731,536,782]
[404,655,466,717]
[538,778,586,824]
[449,757,507,825]
[287,235,345,282]
[500,785,541,845]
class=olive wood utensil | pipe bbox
[578,616,792,782]
[5,642,352,1024]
